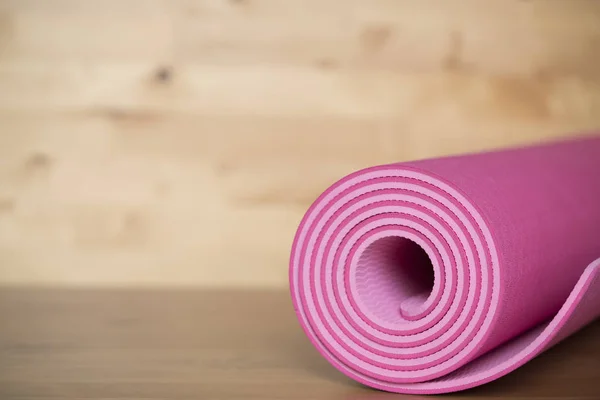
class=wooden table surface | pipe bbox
[0,289,599,400]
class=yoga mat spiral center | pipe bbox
[356,237,435,322]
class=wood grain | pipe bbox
[0,288,599,399]
[0,0,600,286]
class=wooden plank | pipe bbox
[174,0,600,74]
[0,289,599,398]
[0,0,599,287]
[1,62,600,120]
[0,111,593,286]
[0,13,173,62]
[0,113,392,286]
[0,0,171,14]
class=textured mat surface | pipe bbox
[289,135,600,394]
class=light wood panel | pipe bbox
[0,0,599,287]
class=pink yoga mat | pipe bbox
[289,135,600,394]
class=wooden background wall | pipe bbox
[0,0,599,287]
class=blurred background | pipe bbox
[0,0,599,288]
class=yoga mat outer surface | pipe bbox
[289,136,600,394]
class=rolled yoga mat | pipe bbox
[289,135,600,394]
